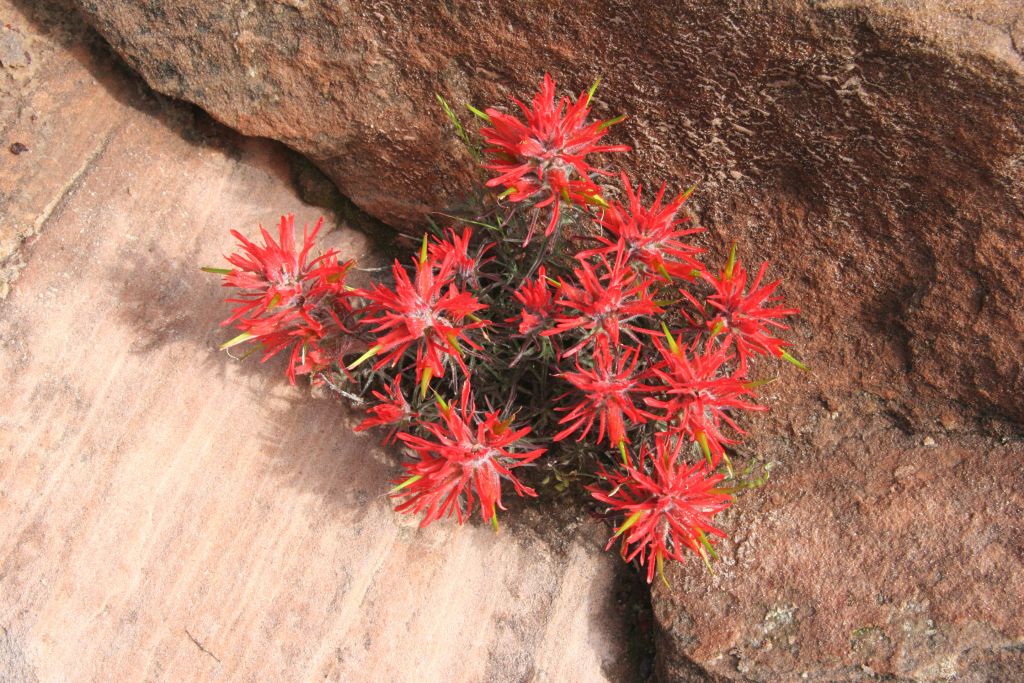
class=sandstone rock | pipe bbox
[0,3,638,680]
[73,0,1024,429]
[44,0,1024,678]
[653,413,1024,681]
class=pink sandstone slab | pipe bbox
[0,3,636,680]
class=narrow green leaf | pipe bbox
[586,76,602,105]
[721,450,735,478]
[613,510,646,538]
[389,474,423,494]
[724,242,738,280]
[346,344,381,370]
[597,113,626,131]
[744,377,778,390]
[436,94,465,138]
[660,321,680,355]
[780,350,808,370]
[696,431,713,466]
[466,104,491,122]
[200,266,232,275]
[419,366,433,400]
[220,331,255,350]
[696,529,719,560]
[657,553,671,588]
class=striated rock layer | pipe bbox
[0,2,639,681]
[60,0,1024,679]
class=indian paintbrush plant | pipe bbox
[204,74,803,585]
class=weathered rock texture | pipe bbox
[38,0,1024,679]
[0,3,639,680]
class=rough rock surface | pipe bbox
[36,0,1024,679]
[0,3,641,681]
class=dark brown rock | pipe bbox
[654,416,1024,681]
[67,0,1024,679]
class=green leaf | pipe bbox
[436,94,480,161]
[432,212,502,232]
[597,113,626,131]
[696,431,713,466]
[389,474,423,494]
[724,242,738,280]
[657,553,671,587]
[613,510,646,538]
[660,321,680,355]
[466,103,491,122]
[419,366,433,400]
[696,529,719,560]
[346,344,381,370]
[780,350,808,370]
[586,76,601,105]
[200,266,232,275]
[220,331,255,350]
[431,390,450,414]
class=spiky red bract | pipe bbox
[480,73,630,242]
[393,383,544,526]
[357,253,488,385]
[555,337,656,446]
[584,173,704,281]
[510,265,554,335]
[588,434,732,584]
[646,335,763,466]
[354,377,415,444]
[703,257,799,373]
[219,214,356,383]
[544,252,662,358]
[430,226,495,288]
[222,215,332,321]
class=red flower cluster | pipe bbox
[215,214,355,383]
[544,251,662,358]
[481,74,630,242]
[700,248,800,373]
[355,236,489,389]
[589,435,732,584]
[511,266,554,335]
[393,384,544,526]
[582,172,704,281]
[210,74,801,582]
[555,337,654,447]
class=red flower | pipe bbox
[221,215,345,324]
[218,215,355,383]
[555,337,656,446]
[429,226,494,288]
[645,332,763,467]
[510,265,554,335]
[354,377,415,444]
[702,249,799,373]
[356,248,488,387]
[588,434,732,584]
[481,73,630,242]
[583,173,704,281]
[544,252,662,358]
[393,383,544,526]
